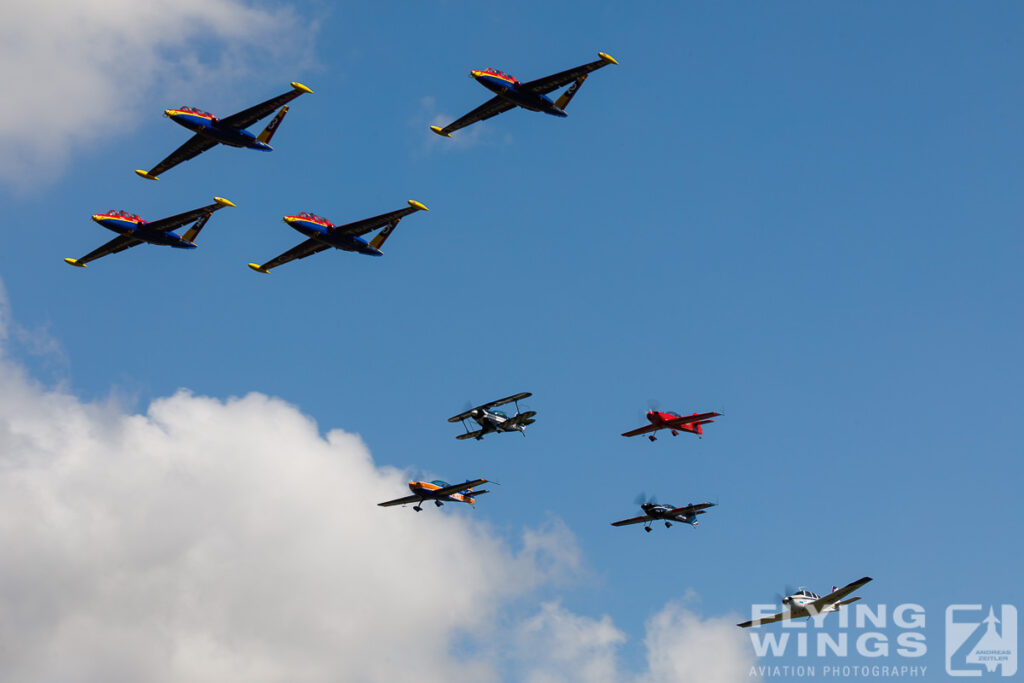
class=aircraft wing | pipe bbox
[610,514,654,527]
[665,502,716,516]
[140,133,218,179]
[218,82,313,130]
[807,577,873,613]
[621,423,659,437]
[377,494,423,507]
[433,479,489,497]
[331,202,426,237]
[455,430,485,440]
[145,198,233,233]
[66,234,145,266]
[738,606,810,628]
[520,53,618,95]
[249,238,331,273]
[666,411,721,427]
[481,392,532,411]
[432,96,516,137]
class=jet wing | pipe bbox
[218,82,313,130]
[621,423,659,437]
[665,502,716,516]
[610,514,654,527]
[249,238,331,273]
[666,412,721,428]
[520,53,618,95]
[807,577,873,613]
[432,96,516,137]
[140,133,218,179]
[146,198,233,233]
[377,494,423,507]
[66,234,145,266]
[331,203,426,237]
[433,479,489,497]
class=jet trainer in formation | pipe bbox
[448,392,536,440]
[430,52,618,137]
[378,479,490,511]
[135,82,313,180]
[737,577,874,628]
[247,200,429,273]
[64,196,235,267]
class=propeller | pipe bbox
[634,492,659,507]
[775,585,798,607]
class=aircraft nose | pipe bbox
[470,70,483,79]
[164,109,174,118]
[91,214,103,223]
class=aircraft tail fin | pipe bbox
[693,419,714,435]
[181,213,213,243]
[257,105,289,144]
[367,219,401,250]
[554,74,589,111]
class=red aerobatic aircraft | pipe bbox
[621,410,720,442]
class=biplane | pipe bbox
[64,196,235,267]
[135,81,313,180]
[247,200,429,273]
[621,409,720,441]
[737,577,874,628]
[448,392,536,440]
[378,479,490,511]
[611,499,716,532]
[430,52,618,138]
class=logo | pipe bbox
[946,605,1017,677]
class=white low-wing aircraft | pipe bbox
[737,576,873,628]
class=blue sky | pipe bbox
[0,1,1021,680]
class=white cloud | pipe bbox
[0,279,755,682]
[0,0,315,188]
[642,602,754,683]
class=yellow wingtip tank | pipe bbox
[135,169,159,180]
[214,196,236,208]
[598,52,619,65]
[407,200,429,211]
[429,125,451,138]
[248,263,270,274]
[291,81,314,94]
[64,258,86,268]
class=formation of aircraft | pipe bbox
[621,409,721,441]
[135,82,313,180]
[377,479,490,511]
[71,58,875,626]
[247,200,429,274]
[611,499,717,532]
[430,52,618,138]
[64,196,235,268]
[448,392,536,440]
[737,577,874,628]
